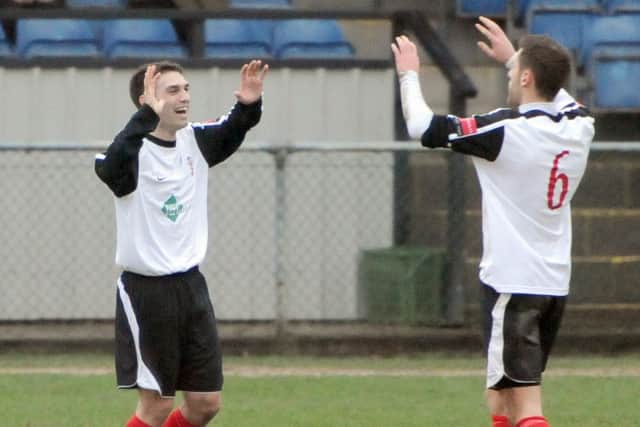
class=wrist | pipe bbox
[505,52,518,70]
[399,70,418,82]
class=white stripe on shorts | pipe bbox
[486,293,511,388]
[117,278,163,395]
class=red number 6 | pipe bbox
[547,150,570,210]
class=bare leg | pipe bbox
[506,385,544,424]
[136,389,175,427]
[180,391,222,426]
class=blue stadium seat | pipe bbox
[272,20,354,59]
[204,19,273,58]
[527,0,601,66]
[515,0,533,22]
[582,14,640,69]
[230,0,290,7]
[457,0,507,17]
[0,25,12,57]
[65,0,127,40]
[102,19,187,59]
[66,0,126,7]
[604,0,640,14]
[590,46,640,110]
[16,19,100,59]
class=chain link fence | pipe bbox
[0,141,638,338]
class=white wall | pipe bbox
[0,67,395,145]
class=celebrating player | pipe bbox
[392,16,594,427]
[94,59,268,427]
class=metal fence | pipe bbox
[0,141,639,329]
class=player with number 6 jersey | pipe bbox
[392,16,594,427]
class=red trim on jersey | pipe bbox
[459,117,478,135]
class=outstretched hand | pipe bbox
[235,60,269,105]
[475,16,516,64]
[142,65,165,115]
[391,35,420,74]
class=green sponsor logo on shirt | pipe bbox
[162,194,184,222]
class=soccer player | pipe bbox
[391,17,594,427]
[95,59,268,427]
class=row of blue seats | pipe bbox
[458,0,640,19]
[64,0,291,8]
[0,18,354,59]
[459,1,640,111]
[526,7,640,110]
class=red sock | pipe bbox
[163,409,198,427]
[492,414,512,427]
[516,416,549,427]
[125,415,151,427]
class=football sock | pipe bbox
[492,414,512,427]
[163,408,198,427]
[125,415,151,427]
[515,416,549,427]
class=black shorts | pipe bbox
[115,266,223,398]
[483,283,566,390]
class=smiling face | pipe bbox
[152,71,190,133]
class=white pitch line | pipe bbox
[1,367,640,378]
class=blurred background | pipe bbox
[0,0,638,356]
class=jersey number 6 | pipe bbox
[547,150,570,210]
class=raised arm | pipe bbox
[391,35,434,139]
[235,59,269,104]
[392,32,510,161]
[194,60,268,167]
[475,16,517,66]
[95,65,162,197]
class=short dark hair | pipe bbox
[518,35,571,101]
[129,61,184,108]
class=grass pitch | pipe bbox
[1,352,638,426]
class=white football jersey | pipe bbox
[421,90,594,295]
[96,101,262,276]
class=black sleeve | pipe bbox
[193,98,262,167]
[94,104,159,197]
[421,110,517,161]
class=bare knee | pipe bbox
[137,390,174,426]
[182,392,222,425]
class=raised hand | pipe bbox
[391,35,420,74]
[142,65,165,115]
[235,60,269,105]
[475,16,516,64]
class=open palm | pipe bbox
[235,60,269,105]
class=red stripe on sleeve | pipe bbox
[459,117,478,135]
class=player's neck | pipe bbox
[150,124,178,142]
[520,89,551,106]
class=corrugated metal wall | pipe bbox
[0,67,395,144]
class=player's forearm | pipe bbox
[194,98,262,167]
[398,71,433,139]
[95,105,158,197]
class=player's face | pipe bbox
[506,54,523,108]
[156,71,190,131]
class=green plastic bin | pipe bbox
[358,246,446,325]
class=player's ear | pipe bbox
[520,68,533,88]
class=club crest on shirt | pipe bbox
[161,194,184,222]
[186,155,194,176]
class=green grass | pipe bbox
[1,352,638,426]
